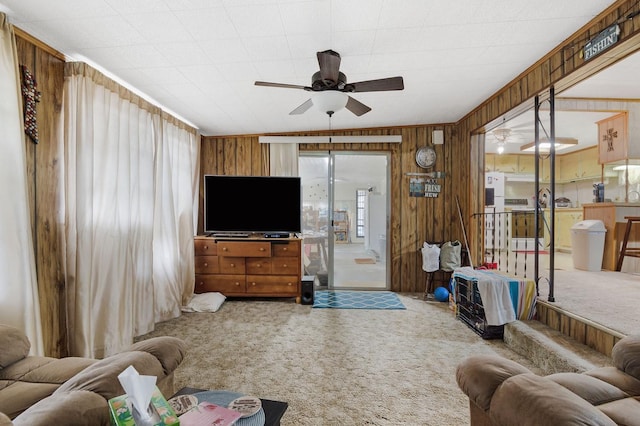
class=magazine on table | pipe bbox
[178,401,242,426]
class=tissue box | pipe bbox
[109,386,179,426]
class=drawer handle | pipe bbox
[259,247,265,251]
[256,264,261,268]
[287,282,292,286]
[251,282,256,286]
[222,247,228,251]
[282,264,287,268]
[203,262,208,267]
[235,282,240,286]
[203,245,208,250]
[198,281,204,286]
[283,247,288,251]
[230,263,235,267]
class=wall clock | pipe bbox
[416,146,437,168]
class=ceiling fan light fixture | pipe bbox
[312,91,348,116]
[496,142,505,154]
[492,128,512,142]
[520,137,578,152]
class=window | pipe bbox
[356,189,366,238]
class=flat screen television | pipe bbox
[204,175,301,235]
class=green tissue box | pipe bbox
[109,386,179,426]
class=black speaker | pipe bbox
[301,275,315,305]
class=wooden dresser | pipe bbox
[194,236,302,302]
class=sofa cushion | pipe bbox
[13,390,108,426]
[0,412,12,426]
[596,397,640,425]
[55,351,164,400]
[611,334,640,381]
[127,337,186,376]
[456,354,531,411]
[547,372,629,405]
[0,325,30,369]
[586,366,640,397]
[0,357,96,419]
[490,373,617,426]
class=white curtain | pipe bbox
[0,13,43,355]
[63,63,199,357]
[153,117,199,319]
[269,143,299,176]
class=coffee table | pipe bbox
[171,387,288,426]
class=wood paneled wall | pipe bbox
[15,34,66,357]
[201,124,468,293]
[12,0,640,355]
[459,0,640,264]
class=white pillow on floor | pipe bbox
[182,292,226,313]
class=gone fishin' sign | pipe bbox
[583,24,620,61]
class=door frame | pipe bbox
[299,151,390,290]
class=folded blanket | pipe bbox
[453,267,516,326]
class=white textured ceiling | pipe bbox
[0,0,619,136]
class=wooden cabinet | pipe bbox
[542,209,584,251]
[517,155,535,174]
[556,209,583,251]
[580,146,603,179]
[493,154,518,173]
[597,112,629,164]
[559,152,580,182]
[194,236,302,301]
[541,147,602,183]
[583,203,640,271]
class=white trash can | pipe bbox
[570,220,606,271]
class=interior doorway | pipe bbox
[299,152,389,290]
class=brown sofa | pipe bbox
[456,334,640,425]
[0,324,186,425]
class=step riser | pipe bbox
[503,317,615,375]
[535,301,624,357]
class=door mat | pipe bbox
[354,258,376,264]
[313,291,406,310]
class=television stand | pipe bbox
[208,232,250,238]
[194,235,302,303]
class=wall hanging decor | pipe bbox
[20,65,41,144]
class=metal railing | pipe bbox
[472,209,549,282]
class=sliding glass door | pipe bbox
[299,152,389,290]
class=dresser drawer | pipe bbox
[246,258,272,275]
[219,257,245,274]
[194,255,219,274]
[194,239,217,255]
[218,241,271,257]
[272,241,300,257]
[271,257,299,275]
[194,274,245,294]
[246,275,299,295]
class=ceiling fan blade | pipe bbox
[349,76,404,92]
[317,50,341,83]
[255,81,308,90]
[345,96,371,116]
[289,99,314,115]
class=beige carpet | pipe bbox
[539,269,640,336]
[138,294,542,425]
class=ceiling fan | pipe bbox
[487,128,525,154]
[255,50,404,117]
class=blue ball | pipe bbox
[434,286,449,302]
